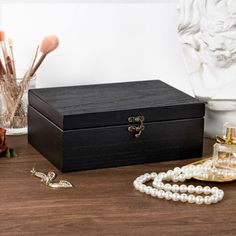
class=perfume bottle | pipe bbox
[213,123,236,170]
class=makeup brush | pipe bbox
[0,31,12,77]
[8,38,16,78]
[0,31,8,73]
[9,35,59,126]
[0,31,7,59]
[30,35,59,76]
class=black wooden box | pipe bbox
[28,80,205,172]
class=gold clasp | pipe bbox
[128,116,145,138]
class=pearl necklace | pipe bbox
[133,162,230,205]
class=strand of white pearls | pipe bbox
[217,158,236,166]
[190,159,236,179]
[133,165,225,205]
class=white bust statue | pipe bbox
[178,0,236,137]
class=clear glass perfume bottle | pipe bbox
[213,123,236,170]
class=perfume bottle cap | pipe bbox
[216,122,236,145]
[224,123,236,142]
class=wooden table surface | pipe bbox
[0,136,236,236]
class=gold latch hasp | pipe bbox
[128,116,145,138]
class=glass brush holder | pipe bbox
[213,123,236,170]
[0,70,36,135]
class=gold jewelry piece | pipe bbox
[30,167,73,188]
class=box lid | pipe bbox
[29,80,205,130]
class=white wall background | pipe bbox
[0,0,193,95]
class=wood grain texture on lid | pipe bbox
[29,80,205,130]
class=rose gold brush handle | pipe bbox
[30,54,46,77]
[0,31,11,77]
[6,56,14,75]
[8,38,16,79]
[0,44,14,78]
[0,59,6,77]
[0,43,10,75]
